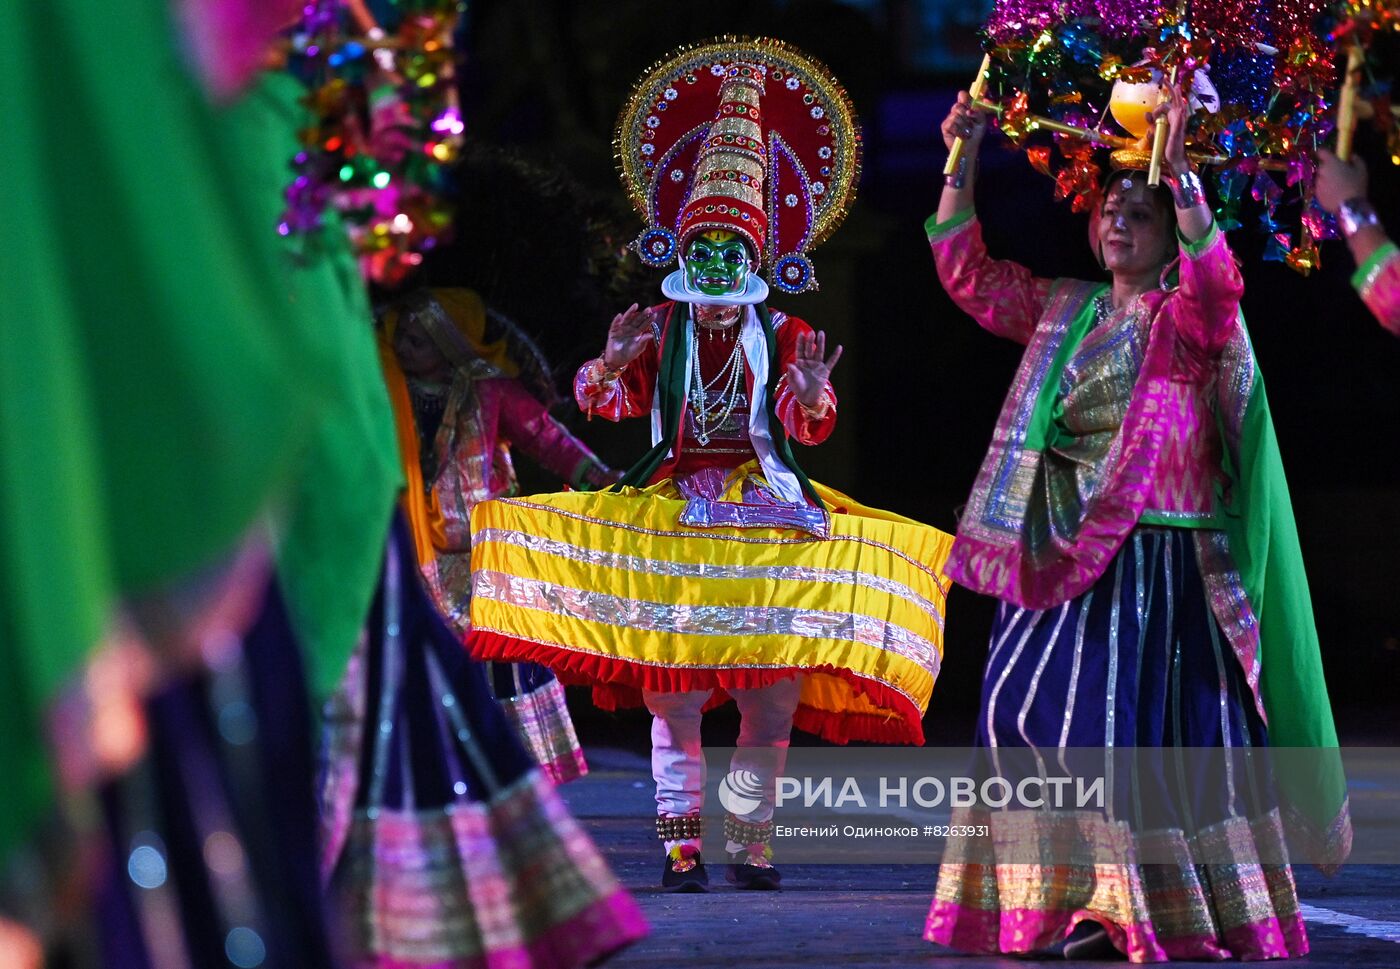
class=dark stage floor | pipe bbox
[562,748,1400,969]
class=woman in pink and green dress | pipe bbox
[921,87,1351,961]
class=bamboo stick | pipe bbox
[944,53,992,176]
[1336,41,1366,162]
[970,98,1287,171]
[1147,66,1178,186]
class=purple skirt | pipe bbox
[927,527,1308,963]
[318,516,646,968]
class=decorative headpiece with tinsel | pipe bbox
[616,37,861,296]
[962,0,1344,274]
[280,0,465,288]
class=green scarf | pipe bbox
[1016,294,1349,864]
[615,303,823,508]
[1217,365,1349,862]
[0,2,400,865]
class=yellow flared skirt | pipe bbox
[467,466,953,744]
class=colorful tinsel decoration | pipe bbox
[976,0,1339,273]
[1326,1,1400,165]
[1329,0,1400,42]
[280,1,466,287]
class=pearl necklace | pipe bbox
[687,324,745,446]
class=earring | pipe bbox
[1158,255,1181,293]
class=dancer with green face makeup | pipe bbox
[464,39,954,896]
[684,230,753,297]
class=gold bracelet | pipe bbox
[798,392,832,419]
[587,358,621,384]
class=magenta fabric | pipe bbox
[929,216,1243,612]
[175,0,301,101]
[481,376,602,487]
[1356,246,1400,336]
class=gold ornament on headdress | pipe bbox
[615,36,861,294]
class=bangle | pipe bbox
[1338,197,1380,238]
[798,392,832,419]
[587,358,621,384]
[1167,169,1204,210]
[946,155,972,190]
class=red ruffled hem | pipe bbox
[468,630,925,746]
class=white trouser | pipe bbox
[643,678,801,853]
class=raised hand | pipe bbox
[1146,82,1190,174]
[602,303,655,371]
[1315,149,1369,215]
[940,90,989,154]
[785,330,843,410]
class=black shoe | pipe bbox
[1061,921,1120,960]
[726,859,782,890]
[660,850,709,893]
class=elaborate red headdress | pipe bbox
[616,37,860,294]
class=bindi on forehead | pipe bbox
[1110,183,1147,202]
[1105,183,1159,212]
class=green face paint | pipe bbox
[683,232,751,297]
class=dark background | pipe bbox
[439,0,1400,747]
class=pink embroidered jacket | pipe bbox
[408,372,609,633]
[432,375,609,550]
[1353,241,1400,337]
[928,210,1246,609]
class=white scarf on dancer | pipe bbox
[650,304,805,504]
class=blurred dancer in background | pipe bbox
[316,288,644,967]
[1,1,644,965]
